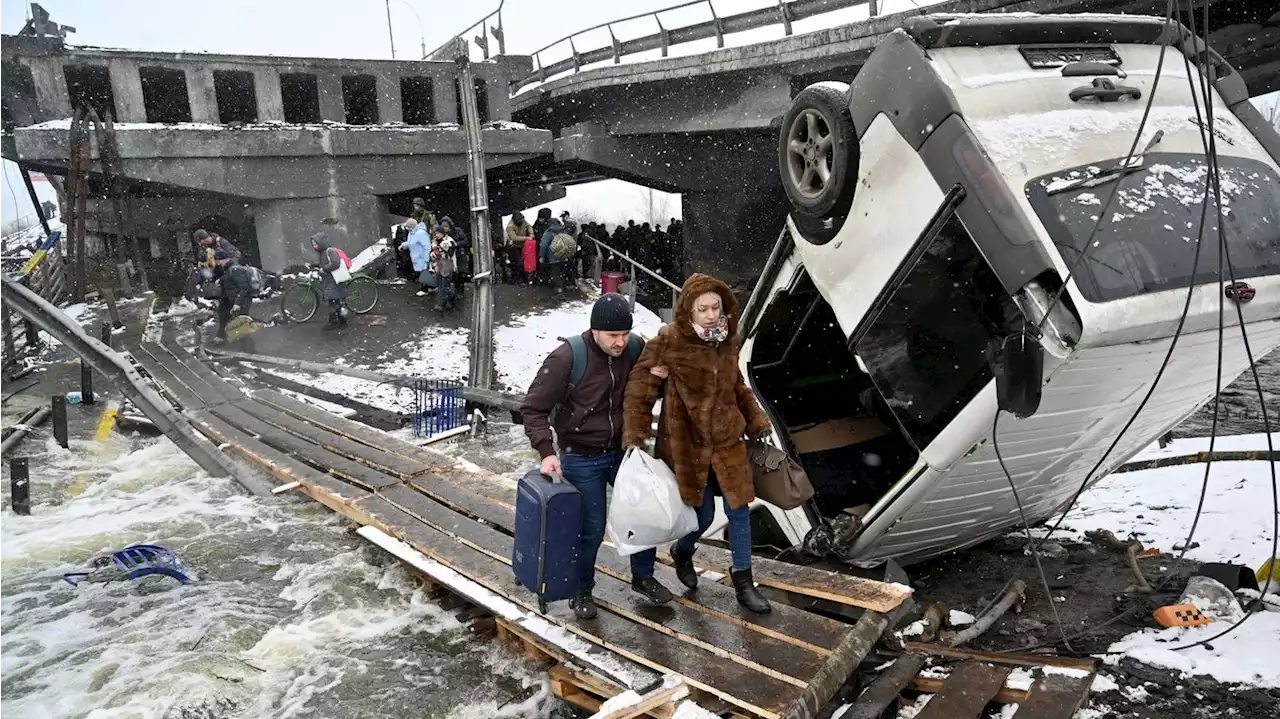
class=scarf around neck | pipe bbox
[692,315,729,344]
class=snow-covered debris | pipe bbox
[349,238,389,273]
[947,609,976,627]
[1105,611,1280,688]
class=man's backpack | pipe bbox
[563,333,645,393]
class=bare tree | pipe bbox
[633,187,674,226]
[569,206,601,225]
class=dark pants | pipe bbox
[560,449,657,590]
[505,246,525,283]
[675,471,753,571]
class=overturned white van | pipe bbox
[740,13,1280,566]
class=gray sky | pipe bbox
[1,0,1277,231]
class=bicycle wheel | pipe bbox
[346,276,379,314]
[281,284,319,323]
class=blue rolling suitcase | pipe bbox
[513,469,582,613]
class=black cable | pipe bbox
[985,0,1220,654]
[1008,0,1280,657]
[1164,0,1278,652]
[1031,1,1175,338]
[992,407,1074,652]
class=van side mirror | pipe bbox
[990,330,1044,419]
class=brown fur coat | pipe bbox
[622,273,772,510]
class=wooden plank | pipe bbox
[1013,672,1096,719]
[909,675,1028,704]
[778,609,889,719]
[127,343,204,409]
[405,473,850,656]
[252,387,439,463]
[843,654,929,719]
[913,661,1012,719]
[160,340,245,403]
[680,546,912,613]
[188,410,369,508]
[377,484,825,688]
[350,494,800,718]
[234,398,427,479]
[903,644,1098,672]
[592,676,688,719]
[141,341,225,406]
[208,403,401,491]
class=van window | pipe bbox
[853,210,1005,450]
[1026,153,1280,303]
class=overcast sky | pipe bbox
[1,0,1277,231]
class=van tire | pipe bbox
[778,82,857,242]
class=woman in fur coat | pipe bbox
[622,273,774,613]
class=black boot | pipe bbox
[631,576,674,605]
[671,545,698,590]
[731,568,772,614]
[570,590,597,621]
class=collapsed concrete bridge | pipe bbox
[3,0,1276,285]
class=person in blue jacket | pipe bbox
[401,218,433,296]
[539,216,567,293]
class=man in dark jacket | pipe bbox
[309,231,348,328]
[521,294,676,620]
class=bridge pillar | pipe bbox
[680,185,789,292]
[254,195,387,272]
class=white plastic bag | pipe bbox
[607,448,698,556]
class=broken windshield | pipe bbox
[1026,153,1280,303]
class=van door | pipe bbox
[794,113,945,337]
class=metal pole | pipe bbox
[81,359,94,405]
[385,0,397,59]
[455,41,495,392]
[10,456,31,515]
[19,167,51,237]
[51,394,68,448]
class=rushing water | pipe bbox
[0,427,570,719]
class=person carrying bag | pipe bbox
[622,273,776,614]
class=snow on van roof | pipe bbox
[968,105,1256,171]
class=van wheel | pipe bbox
[778,82,857,242]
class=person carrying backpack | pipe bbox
[520,293,675,621]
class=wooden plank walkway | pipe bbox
[843,644,1098,719]
[125,339,916,719]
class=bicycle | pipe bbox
[280,269,379,323]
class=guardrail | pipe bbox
[425,0,505,61]
[581,234,682,318]
[515,0,875,91]
[0,277,272,496]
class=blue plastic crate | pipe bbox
[412,378,465,438]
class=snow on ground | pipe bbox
[1058,434,1278,565]
[259,295,667,412]
[1056,433,1280,689]
[493,297,664,393]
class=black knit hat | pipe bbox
[591,293,632,332]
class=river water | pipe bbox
[0,429,569,719]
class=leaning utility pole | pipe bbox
[453,38,495,391]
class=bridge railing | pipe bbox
[425,0,506,61]
[582,235,683,321]
[515,0,878,92]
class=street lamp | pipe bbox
[384,0,426,60]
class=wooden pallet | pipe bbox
[845,644,1097,719]
[131,339,914,719]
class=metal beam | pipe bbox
[0,278,273,496]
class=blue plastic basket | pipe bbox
[413,378,465,438]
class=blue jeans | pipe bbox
[560,450,657,590]
[675,472,753,571]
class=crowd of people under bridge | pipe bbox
[393,199,686,300]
